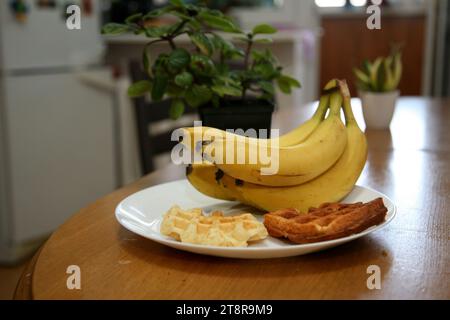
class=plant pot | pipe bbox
[199,98,275,137]
[359,90,400,129]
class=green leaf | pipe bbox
[211,35,243,59]
[145,25,173,38]
[211,85,242,97]
[143,9,165,19]
[170,99,185,120]
[214,75,241,87]
[170,0,185,7]
[258,81,275,95]
[252,50,268,62]
[281,75,301,88]
[276,75,301,94]
[378,60,389,92]
[175,72,193,87]
[185,4,201,15]
[185,85,212,107]
[211,34,227,51]
[189,54,216,76]
[391,51,402,89]
[251,49,277,64]
[369,57,383,90]
[187,18,201,31]
[128,80,152,98]
[152,53,169,75]
[198,12,242,33]
[204,9,226,17]
[253,63,277,80]
[385,56,395,89]
[229,49,245,60]
[101,23,131,35]
[152,75,168,101]
[353,68,370,86]
[125,13,143,24]
[254,38,273,44]
[168,49,190,69]
[277,77,292,94]
[252,24,277,35]
[363,60,371,74]
[236,69,259,82]
[189,33,213,56]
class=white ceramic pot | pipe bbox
[359,90,400,129]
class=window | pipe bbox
[314,0,368,8]
[314,0,346,7]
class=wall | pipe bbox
[320,13,426,96]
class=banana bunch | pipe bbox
[183,86,347,187]
[184,80,368,213]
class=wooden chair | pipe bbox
[129,61,197,174]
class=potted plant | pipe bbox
[102,0,300,135]
[353,47,402,129]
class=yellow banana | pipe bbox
[181,94,330,153]
[186,162,242,202]
[195,90,347,187]
[186,163,244,203]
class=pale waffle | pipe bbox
[160,206,268,247]
[264,198,387,244]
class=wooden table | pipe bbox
[15,98,450,300]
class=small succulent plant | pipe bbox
[354,47,402,93]
[102,0,301,119]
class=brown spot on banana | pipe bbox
[215,169,225,184]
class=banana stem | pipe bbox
[312,94,330,121]
[338,80,357,127]
[329,91,343,116]
[323,79,339,91]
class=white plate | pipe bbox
[115,180,396,259]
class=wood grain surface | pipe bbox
[320,16,426,95]
[15,98,450,300]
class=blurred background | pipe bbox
[0,0,449,297]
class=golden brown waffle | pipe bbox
[264,198,387,244]
[160,206,268,247]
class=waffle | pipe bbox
[264,198,387,244]
[160,206,268,247]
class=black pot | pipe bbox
[199,98,275,137]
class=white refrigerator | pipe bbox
[0,1,118,263]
